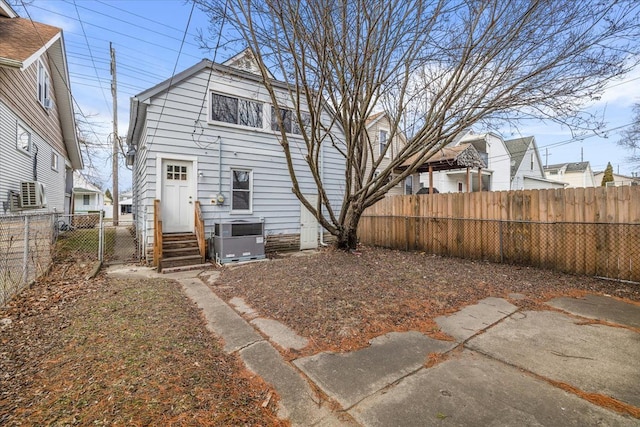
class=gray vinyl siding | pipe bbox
[0,100,67,214]
[133,65,346,252]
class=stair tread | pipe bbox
[161,254,203,261]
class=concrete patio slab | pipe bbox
[435,297,518,342]
[294,331,455,409]
[350,350,637,427]
[467,310,640,407]
[547,294,640,329]
[240,341,349,426]
[251,317,309,351]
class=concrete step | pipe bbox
[160,254,205,270]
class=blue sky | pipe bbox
[15,0,640,190]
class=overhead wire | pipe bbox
[72,0,112,119]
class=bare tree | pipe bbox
[196,0,640,249]
[618,103,640,170]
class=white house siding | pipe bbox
[364,116,407,196]
[131,64,346,255]
[0,100,67,214]
[511,143,545,190]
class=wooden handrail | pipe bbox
[194,201,205,262]
[153,199,163,269]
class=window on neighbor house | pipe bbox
[210,93,263,128]
[38,60,51,108]
[17,124,31,154]
[271,107,309,135]
[458,182,463,192]
[404,176,413,195]
[530,153,534,171]
[231,169,252,212]
[83,194,90,206]
[51,152,59,171]
[379,130,389,158]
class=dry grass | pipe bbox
[210,246,639,356]
[0,258,286,426]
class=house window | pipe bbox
[166,164,187,180]
[17,124,31,154]
[51,152,59,171]
[379,130,389,158]
[458,182,463,192]
[231,169,252,212]
[38,60,51,108]
[271,107,309,135]
[530,153,534,171]
[404,176,413,195]
[83,194,90,206]
[210,93,262,128]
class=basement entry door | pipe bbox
[161,159,194,233]
[300,195,318,250]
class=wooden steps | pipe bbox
[160,232,205,271]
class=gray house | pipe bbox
[504,136,565,190]
[126,50,346,268]
[0,0,82,215]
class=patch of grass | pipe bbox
[54,228,116,258]
[0,260,285,426]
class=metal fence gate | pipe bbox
[1,212,137,306]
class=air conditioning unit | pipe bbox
[210,219,265,264]
[20,181,47,208]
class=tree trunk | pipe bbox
[335,208,362,250]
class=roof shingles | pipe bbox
[0,17,60,65]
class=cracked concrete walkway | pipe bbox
[107,265,640,426]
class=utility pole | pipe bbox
[545,148,551,167]
[110,42,119,225]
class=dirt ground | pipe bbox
[0,257,286,426]
[210,246,640,356]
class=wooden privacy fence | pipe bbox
[358,186,640,282]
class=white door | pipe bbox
[161,159,194,233]
[300,195,318,250]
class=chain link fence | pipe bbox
[359,216,640,283]
[1,212,138,306]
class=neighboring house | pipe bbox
[420,130,564,193]
[0,1,82,215]
[593,171,640,187]
[72,171,104,213]
[126,50,346,264]
[422,130,511,192]
[365,112,420,196]
[504,136,565,190]
[544,162,596,188]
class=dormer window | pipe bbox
[37,60,51,109]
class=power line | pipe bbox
[19,0,104,153]
[72,0,112,118]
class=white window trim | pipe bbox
[16,122,31,155]
[208,91,264,130]
[37,59,51,109]
[230,168,253,214]
[379,129,389,158]
[51,151,59,172]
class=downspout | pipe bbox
[217,136,223,201]
[319,141,327,246]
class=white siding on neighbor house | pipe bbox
[512,143,545,190]
[421,133,512,193]
[0,100,67,214]
[132,65,346,251]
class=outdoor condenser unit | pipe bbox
[210,219,265,264]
